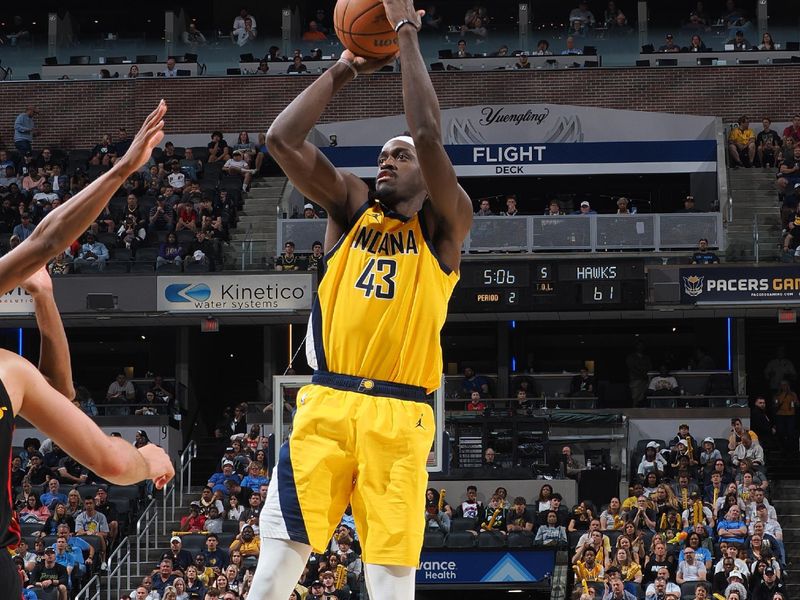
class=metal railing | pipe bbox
[74,575,100,600]
[135,497,159,578]
[163,440,197,530]
[278,213,725,254]
[104,537,133,600]
[752,213,779,263]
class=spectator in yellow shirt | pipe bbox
[229,524,261,558]
[729,116,756,168]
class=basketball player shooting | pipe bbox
[248,1,472,599]
[0,102,174,596]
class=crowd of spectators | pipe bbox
[0,121,270,273]
[151,412,365,600]
[421,416,786,600]
[9,434,155,599]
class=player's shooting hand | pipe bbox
[340,49,397,75]
[382,0,424,30]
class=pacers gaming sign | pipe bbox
[680,267,800,303]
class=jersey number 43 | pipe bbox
[355,258,397,299]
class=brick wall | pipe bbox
[1,66,798,150]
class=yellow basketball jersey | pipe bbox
[307,200,458,393]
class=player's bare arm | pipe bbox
[266,52,394,245]
[0,101,167,297]
[385,0,473,272]
[2,351,174,488]
[21,267,74,400]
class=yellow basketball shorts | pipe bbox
[259,372,435,567]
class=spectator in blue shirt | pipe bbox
[52,535,82,589]
[14,107,36,155]
[461,366,490,398]
[207,461,241,498]
[240,461,269,494]
[151,559,176,595]
[40,479,68,511]
[73,232,109,272]
[201,534,229,570]
[717,505,748,544]
[12,212,35,241]
[575,200,597,215]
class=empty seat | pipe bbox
[477,530,506,548]
[176,230,195,244]
[113,248,133,261]
[178,533,207,555]
[69,56,91,65]
[156,262,182,273]
[20,522,42,537]
[507,531,533,548]
[135,247,159,261]
[130,262,154,273]
[444,531,475,548]
[423,530,446,548]
[222,519,240,534]
[76,485,99,499]
[176,69,191,77]
[136,55,158,63]
[450,518,476,533]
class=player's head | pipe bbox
[375,136,425,205]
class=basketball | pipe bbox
[334,0,398,59]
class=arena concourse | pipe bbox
[1,1,799,600]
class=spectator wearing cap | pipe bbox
[752,566,785,600]
[724,571,748,600]
[638,442,667,478]
[574,200,596,215]
[207,461,241,499]
[12,212,34,241]
[166,536,194,574]
[307,580,324,600]
[93,487,119,547]
[678,196,702,213]
[180,504,207,533]
[659,34,681,52]
[30,545,69,600]
[699,438,722,469]
[303,203,318,219]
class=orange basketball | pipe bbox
[334,0,398,59]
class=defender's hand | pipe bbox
[382,0,424,30]
[116,100,167,175]
[340,49,397,75]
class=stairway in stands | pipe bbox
[766,446,800,598]
[724,168,782,261]
[223,177,288,270]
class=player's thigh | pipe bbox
[352,398,434,566]
[270,385,357,550]
[0,550,21,599]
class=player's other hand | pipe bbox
[138,442,176,489]
[382,0,424,30]
[340,49,398,75]
[116,100,167,175]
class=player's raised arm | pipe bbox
[0,101,167,297]
[21,267,74,400]
[266,52,393,224]
[384,1,472,258]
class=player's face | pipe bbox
[375,141,424,202]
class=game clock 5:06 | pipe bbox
[450,260,646,312]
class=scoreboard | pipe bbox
[449,260,647,312]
